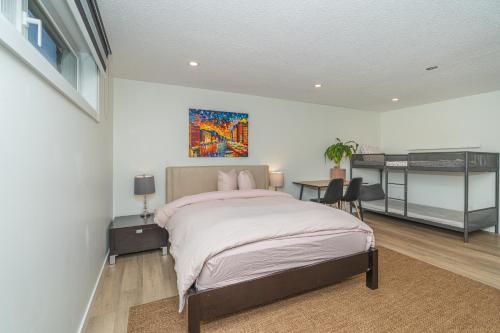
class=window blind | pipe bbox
[0,0,18,25]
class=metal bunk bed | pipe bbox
[350,151,499,242]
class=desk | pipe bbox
[293,180,349,201]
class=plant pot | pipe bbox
[330,167,346,181]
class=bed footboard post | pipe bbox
[187,293,201,333]
[366,247,378,290]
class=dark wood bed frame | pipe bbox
[187,247,378,332]
[164,166,378,332]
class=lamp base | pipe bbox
[140,211,153,220]
[140,195,153,221]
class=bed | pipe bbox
[155,165,378,333]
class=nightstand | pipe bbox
[109,214,168,265]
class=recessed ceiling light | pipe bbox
[189,61,199,67]
[425,65,438,71]
[314,83,322,88]
[392,98,399,102]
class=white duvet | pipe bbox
[155,189,374,312]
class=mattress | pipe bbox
[362,199,464,228]
[196,230,370,290]
[409,159,464,169]
[352,160,384,167]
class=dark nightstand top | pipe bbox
[111,214,156,229]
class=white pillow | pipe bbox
[237,170,256,190]
[217,169,238,191]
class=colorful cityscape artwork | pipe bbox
[189,108,248,157]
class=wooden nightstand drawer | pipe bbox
[111,225,166,254]
[109,215,168,264]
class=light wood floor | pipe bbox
[84,250,178,333]
[84,212,500,333]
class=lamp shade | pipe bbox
[134,175,155,195]
[269,171,284,188]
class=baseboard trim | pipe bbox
[77,250,109,333]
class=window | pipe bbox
[26,1,78,88]
[0,0,106,116]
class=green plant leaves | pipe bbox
[324,139,359,167]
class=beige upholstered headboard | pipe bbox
[166,165,270,202]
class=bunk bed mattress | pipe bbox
[352,160,385,167]
[409,159,464,169]
[363,199,464,228]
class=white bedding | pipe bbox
[196,230,370,291]
[155,189,374,312]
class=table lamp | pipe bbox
[270,171,284,191]
[134,174,155,218]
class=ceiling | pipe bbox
[97,0,500,111]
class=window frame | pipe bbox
[25,0,80,90]
[0,0,101,121]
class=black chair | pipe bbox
[310,178,344,207]
[342,177,364,220]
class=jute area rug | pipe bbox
[128,248,500,332]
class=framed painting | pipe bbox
[189,108,248,157]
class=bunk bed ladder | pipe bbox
[384,168,408,216]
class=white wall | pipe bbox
[379,91,500,230]
[113,78,380,216]
[381,90,500,154]
[0,46,113,333]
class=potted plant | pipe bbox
[324,138,359,180]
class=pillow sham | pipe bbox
[237,170,256,190]
[217,169,238,191]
